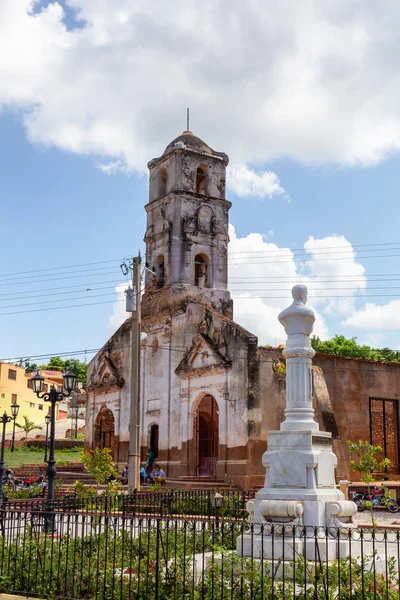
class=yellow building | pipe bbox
[0,363,64,426]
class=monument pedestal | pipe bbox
[237,429,355,560]
[237,285,357,562]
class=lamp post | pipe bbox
[212,492,224,530]
[32,370,76,532]
[44,413,51,463]
[0,412,13,505]
[10,402,19,452]
[73,405,79,439]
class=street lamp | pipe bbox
[70,402,79,439]
[10,402,19,453]
[44,413,51,463]
[32,370,77,531]
[211,492,224,529]
[0,412,13,505]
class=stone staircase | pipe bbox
[13,462,97,486]
[165,476,239,491]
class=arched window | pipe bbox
[195,254,209,288]
[156,255,165,289]
[150,424,159,457]
[196,167,207,195]
[159,168,168,197]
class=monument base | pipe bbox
[237,532,352,562]
[237,428,357,561]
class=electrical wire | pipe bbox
[4,341,400,376]
[0,258,124,279]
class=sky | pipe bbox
[2,0,400,365]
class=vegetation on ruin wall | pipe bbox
[0,524,397,599]
[311,334,400,362]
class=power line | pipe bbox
[228,241,400,256]
[0,258,123,279]
[4,342,400,376]
[0,269,120,288]
[0,298,124,316]
[0,265,120,284]
[0,282,122,308]
[0,291,119,311]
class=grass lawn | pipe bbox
[4,446,83,469]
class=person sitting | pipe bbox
[149,464,166,484]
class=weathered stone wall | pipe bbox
[258,349,400,481]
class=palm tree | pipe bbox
[16,415,43,442]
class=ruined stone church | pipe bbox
[85,131,400,488]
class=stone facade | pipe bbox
[85,131,400,488]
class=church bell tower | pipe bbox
[142,130,232,317]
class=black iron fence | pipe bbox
[2,489,255,519]
[0,507,399,599]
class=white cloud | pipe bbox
[343,299,400,330]
[303,235,366,316]
[229,227,365,345]
[108,282,129,331]
[228,165,287,200]
[2,1,400,170]
[96,160,131,175]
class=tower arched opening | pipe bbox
[196,167,207,195]
[159,168,168,197]
[195,254,209,288]
[156,255,165,289]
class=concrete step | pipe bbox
[165,477,239,491]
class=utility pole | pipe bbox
[128,256,142,490]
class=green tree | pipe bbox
[16,415,43,442]
[25,356,87,385]
[311,334,400,362]
[347,440,391,524]
[82,448,118,487]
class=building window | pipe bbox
[195,254,209,288]
[29,402,35,408]
[0,394,4,399]
[196,167,207,194]
[43,384,49,393]
[370,398,399,473]
[38,404,43,410]
[8,369,17,380]
[11,394,17,405]
[27,379,33,389]
[159,168,168,197]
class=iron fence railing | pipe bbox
[2,489,256,519]
[0,508,399,599]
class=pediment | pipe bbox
[175,333,231,376]
[87,355,124,390]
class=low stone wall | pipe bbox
[26,439,84,450]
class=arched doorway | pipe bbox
[95,407,115,452]
[195,395,219,476]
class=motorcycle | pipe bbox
[350,486,399,513]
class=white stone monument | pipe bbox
[238,284,357,561]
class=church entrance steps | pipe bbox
[165,477,239,491]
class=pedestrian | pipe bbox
[144,447,155,479]
[121,465,128,485]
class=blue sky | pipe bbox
[2,1,400,363]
